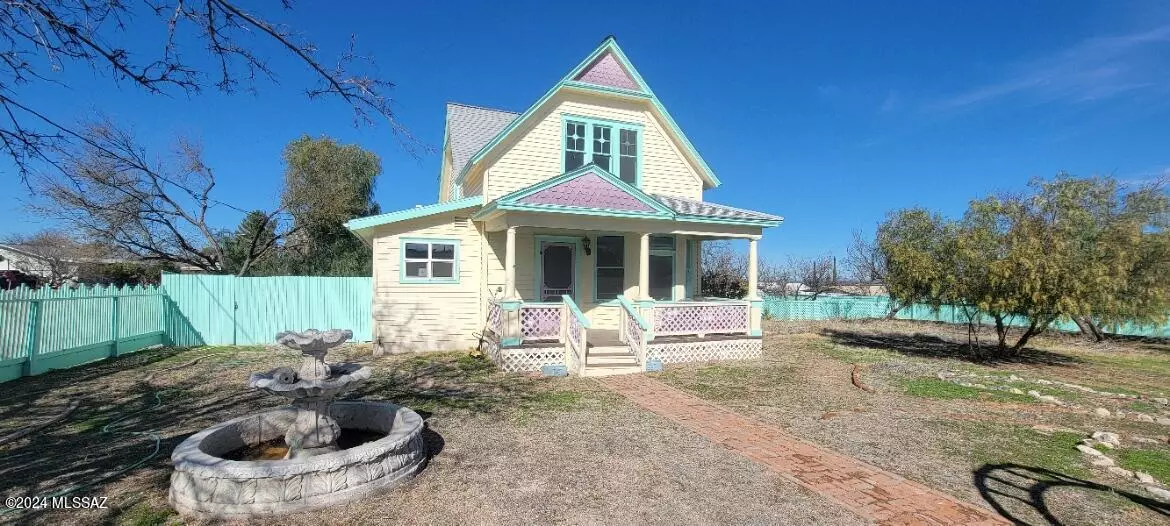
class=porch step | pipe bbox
[583,365,644,377]
[586,346,638,367]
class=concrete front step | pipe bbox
[587,355,639,366]
[583,365,644,377]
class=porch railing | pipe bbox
[520,302,562,341]
[562,295,588,375]
[652,300,751,337]
[616,295,649,368]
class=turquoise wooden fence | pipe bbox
[162,274,373,346]
[763,296,1170,338]
[0,285,167,383]
[0,275,373,383]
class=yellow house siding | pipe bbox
[483,91,704,202]
[369,212,482,352]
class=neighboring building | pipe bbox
[0,243,134,286]
[346,37,783,376]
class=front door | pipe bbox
[540,241,574,302]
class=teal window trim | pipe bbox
[648,234,676,301]
[593,234,626,303]
[534,235,582,302]
[561,114,641,188]
[399,237,460,284]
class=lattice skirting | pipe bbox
[495,346,565,372]
[646,338,762,364]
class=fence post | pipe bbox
[22,300,41,377]
[109,296,120,358]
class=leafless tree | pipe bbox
[844,229,886,284]
[0,0,420,181]
[28,120,292,275]
[788,255,838,300]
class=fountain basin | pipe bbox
[169,402,426,518]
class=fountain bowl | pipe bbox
[169,401,426,518]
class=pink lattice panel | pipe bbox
[521,305,561,341]
[653,303,750,336]
[486,301,503,337]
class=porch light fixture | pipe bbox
[581,237,592,256]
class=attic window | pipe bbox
[563,117,640,186]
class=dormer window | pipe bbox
[563,117,640,186]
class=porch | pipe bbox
[477,223,767,376]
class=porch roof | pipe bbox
[473,164,783,228]
[652,194,784,223]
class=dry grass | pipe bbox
[0,344,858,526]
[658,319,1170,526]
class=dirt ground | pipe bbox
[0,344,858,526]
[658,319,1170,526]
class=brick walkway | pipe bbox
[600,375,1008,526]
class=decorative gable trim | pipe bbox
[455,36,722,190]
[573,51,643,91]
[474,164,675,220]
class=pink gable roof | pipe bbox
[517,171,655,212]
[574,52,642,91]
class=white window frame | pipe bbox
[400,238,460,284]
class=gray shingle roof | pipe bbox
[652,194,783,222]
[446,103,519,177]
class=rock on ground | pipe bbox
[1094,408,1111,418]
[1091,431,1121,448]
[1136,472,1157,485]
[1107,467,1133,478]
[1075,444,1104,457]
[1146,486,1170,502]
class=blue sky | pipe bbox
[5,1,1170,263]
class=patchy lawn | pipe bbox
[658,319,1170,526]
[0,344,857,526]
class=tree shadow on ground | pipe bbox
[974,463,1170,525]
[819,328,1084,366]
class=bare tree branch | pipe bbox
[0,0,426,181]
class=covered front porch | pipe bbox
[472,164,780,375]
[478,222,769,376]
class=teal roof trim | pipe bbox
[345,196,482,232]
[455,37,722,189]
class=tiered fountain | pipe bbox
[169,329,426,518]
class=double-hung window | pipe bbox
[595,235,625,301]
[401,239,458,283]
[564,118,639,186]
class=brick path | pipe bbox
[600,375,1008,526]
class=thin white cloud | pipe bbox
[930,24,1170,111]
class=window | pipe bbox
[564,121,586,170]
[591,124,611,171]
[648,235,674,301]
[595,236,625,301]
[401,239,458,283]
[619,129,638,186]
[563,118,639,185]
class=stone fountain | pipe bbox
[169,329,426,518]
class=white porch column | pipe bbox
[639,233,651,300]
[673,236,687,300]
[748,236,760,300]
[505,226,518,299]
